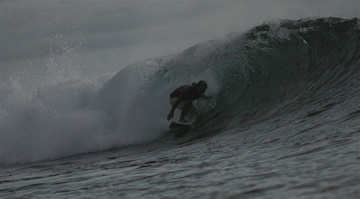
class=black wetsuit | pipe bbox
[170,84,201,101]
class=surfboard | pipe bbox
[169,121,192,129]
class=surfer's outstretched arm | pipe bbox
[167,97,182,120]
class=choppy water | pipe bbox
[1,17,360,198]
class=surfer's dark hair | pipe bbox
[198,80,207,86]
[197,81,207,95]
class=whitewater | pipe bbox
[1,17,360,198]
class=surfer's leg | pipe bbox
[170,97,186,110]
[180,101,192,123]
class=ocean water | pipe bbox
[1,17,360,198]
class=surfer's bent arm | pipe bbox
[167,97,183,120]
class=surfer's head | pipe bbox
[196,80,207,94]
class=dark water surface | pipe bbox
[1,111,360,198]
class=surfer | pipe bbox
[167,80,210,123]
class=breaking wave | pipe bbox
[1,17,359,165]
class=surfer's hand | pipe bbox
[167,112,174,120]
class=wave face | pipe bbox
[1,17,359,165]
[202,17,360,134]
[94,17,360,138]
